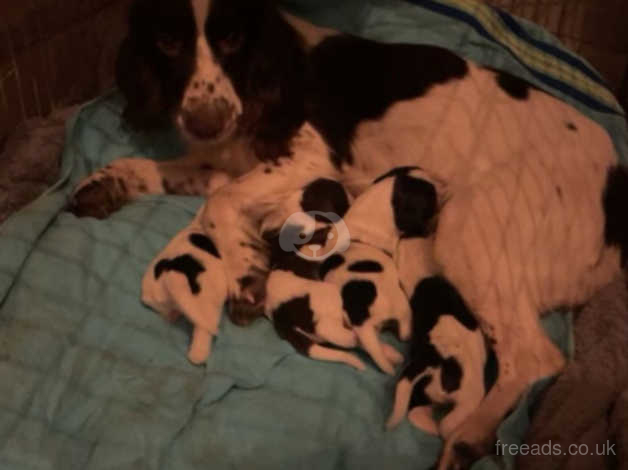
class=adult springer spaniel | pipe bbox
[68,0,628,467]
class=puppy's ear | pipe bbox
[115,37,171,131]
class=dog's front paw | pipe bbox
[437,426,494,470]
[69,172,131,219]
[68,158,162,219]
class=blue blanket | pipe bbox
[1,1,624,469]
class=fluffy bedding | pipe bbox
[0,0,626,469]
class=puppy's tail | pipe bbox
[308,344,366,370]
[386,376,414,430]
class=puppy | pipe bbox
[262,178,368,369]
[319,167,441,374]
[141,209,226,365]
[265,270,365,370]
[386,272,488,439]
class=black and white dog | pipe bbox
[69,0,628,467]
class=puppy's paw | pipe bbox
[382,343,404,365]
[187,330,213,365]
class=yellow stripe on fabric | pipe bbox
[444,0,621,111]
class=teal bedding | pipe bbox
[1,1,625,469]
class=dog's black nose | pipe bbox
[182,97,234,140]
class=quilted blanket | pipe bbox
[0,1,625,469]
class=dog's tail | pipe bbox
[308,344,366,370]
[603,164,628,267]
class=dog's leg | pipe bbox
[308,344,366,370]
[187,327,212,365]
[408,406,439,436]
[202,134,338,324]
[439,398,481,441]
[387,368,433,429]
[69,155,215,218]
[436,303,566,470]
[315,320,358,349]
[382,343,404,365]
[354,322,396,375]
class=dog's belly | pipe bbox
[350,64,615,184]
[350,64,621,312]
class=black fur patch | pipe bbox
[348,260,384,273]
[272,295,315,354]
[207,0,307,162]
[408,375,433,408]
[410,276,478,335]
[300,178,350,219]
[266,232,321,280]
[341,280,377,326]
[603,165,628,266]
[403,342,442,380]
[154,254,205,294]
[392,174,438,237]
[319,254,345,279]
[441,357,463,393]
[307,36,469,166]
[116,0,197,130]
[373,166,422,184]
[189,233,221,258]
[495,71,531,100]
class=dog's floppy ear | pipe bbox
[115,36,170,130]
[230,1,307,156]
[115,0,196,131]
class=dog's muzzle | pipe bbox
[180,97,238,141]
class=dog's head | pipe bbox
[116,0,305,148]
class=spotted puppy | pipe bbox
[265,270,365,369]
[320,167,441,375]
[141,209,226,365]
[262,178,368,369]
[386,271,488,439]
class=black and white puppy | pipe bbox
[386,272,488,439]
[70,0,628,466]
[141,210,225,365]
[262,178,365,369]
[320,167,441,375]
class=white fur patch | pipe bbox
[179,0,242,144]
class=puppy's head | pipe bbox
[117,0,304,149]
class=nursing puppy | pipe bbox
[141,209,226,365]
[387,272,488,439]
[265,270,365,370]
[262,178,368,369]
[320,167,441,375]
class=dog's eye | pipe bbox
[218,32,244,55]
[156,34,183,57]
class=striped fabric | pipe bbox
[408,0,624,115]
